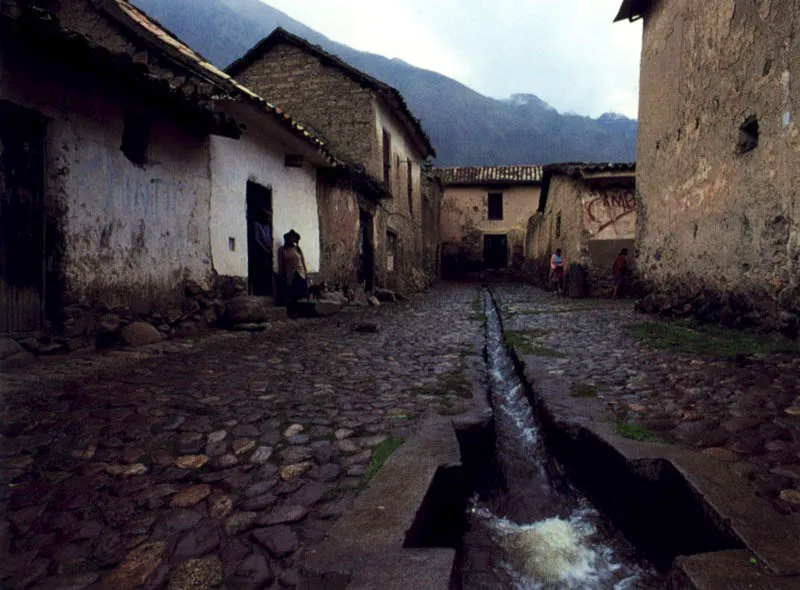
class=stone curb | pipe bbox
[300,414,462,589]
[491,293,800,588]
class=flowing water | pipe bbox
[459,291,665,589]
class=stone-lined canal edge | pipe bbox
[488,289,800,589]
[298,414,461,589]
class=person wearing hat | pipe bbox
[278,229,308,303]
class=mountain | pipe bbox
[132,0,637,166]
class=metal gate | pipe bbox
[0,100,46,333]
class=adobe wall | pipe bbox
[636,0,800,331]
[440,184,541,277]
[315,173,388,291]
[0,46,213,313]
[232,43,379,177]
[376,100,435,293]
[540,176,588,269]
[530,176,636,295]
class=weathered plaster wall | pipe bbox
[0,49,213,310]
[375,100,434,292]
[315,175,388,290]
[210,116,321,280]
[232,43,378,176]
[440,185,541,275]
[538,177,587,267]
[582,187,637,240]
[637,0,800,325]
[528,175,637,293]
[420,173,443,283]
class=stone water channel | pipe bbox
[457,290,665,589]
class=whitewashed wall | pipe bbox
[209,122,321,278]
[1,52,213,307]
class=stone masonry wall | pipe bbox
[232,44,379,177]
[636,0,800,333]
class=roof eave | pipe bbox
[614,0,651,22]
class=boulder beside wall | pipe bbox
[224,296,286,326]
[119,322,165,347]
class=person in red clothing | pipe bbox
[612,248,629,299]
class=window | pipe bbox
[488,192,503,220]
[382,129,391,183]
[284,154,303,168]
[737,116,759,153]
[396,154,401,179]
[120,110,151,166]
[555,212,562,238]
[407,161,414,215]
[228,237,236,251]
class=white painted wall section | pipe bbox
[210,126,320,278]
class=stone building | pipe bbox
[226,28,439,294]
[616,0,800,332]
[526,163,636,295]
[0,0,339,349]
[435,166,542,278]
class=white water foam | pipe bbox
[472,502,644,589]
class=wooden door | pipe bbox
[0,101,46,333]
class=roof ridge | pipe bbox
[226,27,435,158]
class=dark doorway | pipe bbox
[246,181,273,296]
[0,101,46,333]
[358,209,375,291]
[483,234,508,269]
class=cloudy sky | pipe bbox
[263,0,643,119]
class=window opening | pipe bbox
[382,129,391,184]
[737,116,759,154]
[488,192,503,220]
[121,110,151,166]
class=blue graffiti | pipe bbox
[77,150,185,216]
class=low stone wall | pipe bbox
[6,274,249,357]
[637,283,799,339]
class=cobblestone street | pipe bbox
[0,285,483,589]
[493,285,800,521]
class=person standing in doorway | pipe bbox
[612,248,629,299]
[253,207,272,295]
[278,229,308,304]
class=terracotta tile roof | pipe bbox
[433,166,543,186]
[2,0,338,162]
[98,1,338,163]
[226,27,435,159]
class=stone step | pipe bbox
[225,296,287,326]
